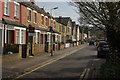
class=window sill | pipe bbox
[4,14,9,17]
[34,22,37,24]
[27,20,30,23]
[14,16,19,20]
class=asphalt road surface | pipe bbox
[16,45,102,80]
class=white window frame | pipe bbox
[41,15,44,26]
[21,30,25,44]
[14,2,19,18]
[27,7,31,22]
[33,10,37,24]
[16,29,20,44]
[4,0,9,16]
[14,27,26,44]
[35,30,40,44]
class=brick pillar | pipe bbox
[32,44,35,55]
[19,45,22,58]
[27,45,29,56]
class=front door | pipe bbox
[45,34,48,52]
[0,29,3,54]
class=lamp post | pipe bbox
[50,7,58,56]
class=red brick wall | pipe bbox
[2,1,20,22]
[0,1,2,19]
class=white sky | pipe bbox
[36,2,80,24]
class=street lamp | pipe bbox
[50,7,58,56]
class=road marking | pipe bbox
[80,68,87,80]
[79,68,90,80]
[83,68,90,80]
[15,45,87,79]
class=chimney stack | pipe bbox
[30,0,35,4]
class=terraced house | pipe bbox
[0,0,61,57]
[20,2,61,55]
[0,0,83,62]
[0,0,27,57]
[72,21,77,46]
[55,17,67,48]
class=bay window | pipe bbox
[16,29,20,44]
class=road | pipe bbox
[16,45,105,79]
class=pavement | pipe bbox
[2,44,105,80]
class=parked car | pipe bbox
[89,40,95,45]
[96,40,101,46]
[97,41,109,58]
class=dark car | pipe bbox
[89,40,95,45]
[97,41,109,58]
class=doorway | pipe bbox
[45,34,48,52]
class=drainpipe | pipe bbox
[3,23,6,54]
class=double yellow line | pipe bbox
[80,68,90,80]
[15,46,86,79]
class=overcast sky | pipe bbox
[36,2,80,24]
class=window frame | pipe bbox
[33,11,37,23]
[14,2,19,19]
[27,8,31,22]
[16,29,20,44]
[4,0,9,16]
[21,30,25,44]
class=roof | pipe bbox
[53,29,61,34]
[20,2,53,18]
[2,17,26,27]
[29,24,49,32]
[55,17,72,26]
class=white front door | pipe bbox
[0,29,2,54]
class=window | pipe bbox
[4,0,9,16]
[16,29,20,44]
[46,18,47,26]
[40,34,43,44]
[21,30,25,44]
[34,12,36,23]
[42,16,44,25]
[14,2,19,18]
[37,32,39,43]
[27,9,31,21]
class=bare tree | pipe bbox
[71,1,120,51]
